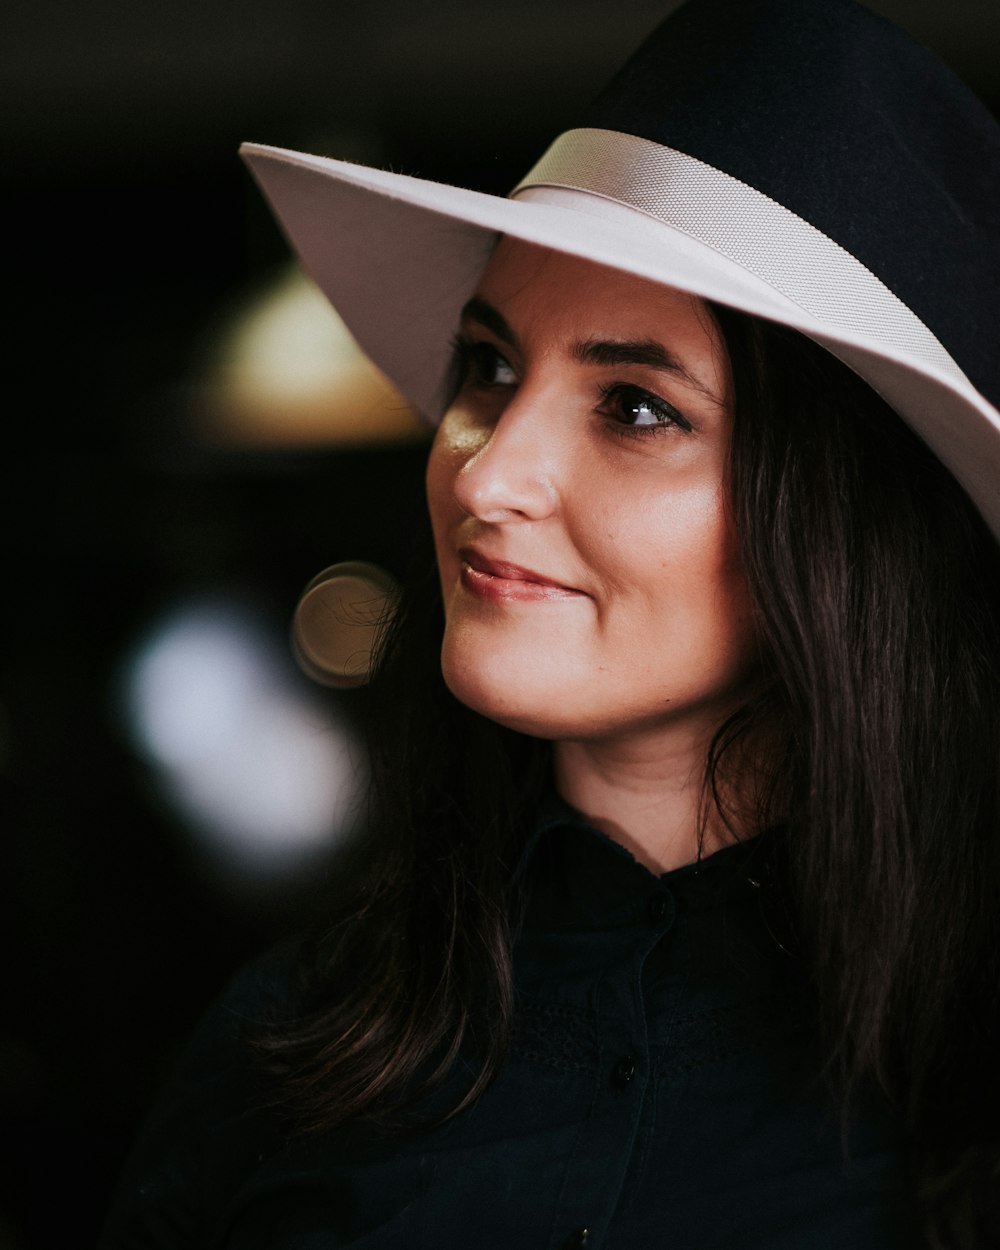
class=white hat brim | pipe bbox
[240,141,1000,540]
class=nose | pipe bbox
[450,391,560,524]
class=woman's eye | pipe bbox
[451,337,518,389]
[598,383,692,434]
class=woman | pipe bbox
[104,0,1000,1246]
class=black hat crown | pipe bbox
[586,0,1000,407]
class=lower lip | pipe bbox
[460,563,583,603]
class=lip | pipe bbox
[458,546,584,603]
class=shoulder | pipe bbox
[100,942,303,1250]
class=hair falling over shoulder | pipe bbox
[255,313,1000,1247]
[254,551,550,1129]
[715,308,1000,1246]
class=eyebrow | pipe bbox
[571,337,700,390]
[459,296,716,400]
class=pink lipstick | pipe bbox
[459,548,583,603]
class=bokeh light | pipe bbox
[196,265,426,448]
[120,597,365,885]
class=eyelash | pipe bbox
[450,335,514,390]
[596,382,692,437]
[450,335,692,436]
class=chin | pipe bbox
[439,648,570,740]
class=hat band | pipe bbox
[513,128,964,386]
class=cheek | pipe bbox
[425,410,482,517]
[697,509,757,670]
[597,477,753,649]
[426,419,485,611]
[426,431,462,549]
[593,473,732,590]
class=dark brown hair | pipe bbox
[260,312,1000,1246]
[717,311,1000,1246]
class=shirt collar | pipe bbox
[516,787,769,927]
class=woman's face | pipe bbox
[426,239,757,748]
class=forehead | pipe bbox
[473,237,723,354]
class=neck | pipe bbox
[553,726,736,874]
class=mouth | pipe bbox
[458,547,584,603]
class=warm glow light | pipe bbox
[197,266,427,447]
[228,270,362,401]
[121,599,366,882]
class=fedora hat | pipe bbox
[241,0,1000,539]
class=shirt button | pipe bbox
[612,1055,636,1087]
[563,1228,590,1248]
[647,893,670,923]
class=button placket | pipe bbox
[611,1055,637,1089]
[544,877,675,1249]
[562,1227,590,1248]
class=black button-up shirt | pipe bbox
[103,801,913,1248]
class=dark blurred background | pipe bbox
[3,2,997,1245]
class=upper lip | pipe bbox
[459,546,580,592]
